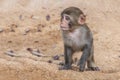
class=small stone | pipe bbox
[27,48,44,57]
[31,15,39,19]
[37,29,41,32]
[59,54,64,57]
[5,50,15,57]
[31,51,41,57]
[46,14,50,21]
[53,55,60,60]
[8,41,12,43]
[41,25,45,28]
[34,41,39,43]
[23,28,30,35]
[8,50,14,53]
[11,24,18,28]
[37,27,41,32]
[48,60,52,63]
[27,48,32,51]
[10,28,15,32]
[25,28,30,33]
[58,62,64,66]
[33,49,40,53]
[19,14,24,20]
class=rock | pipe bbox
[23,28,30,35]
[27,48,32,51]
[25,28,30,33]
[53,55,60,60]
[31,15,40,19]
[10,27,15,32]
[8,41,12,43]
[46,14,50,21]
[58,62,64,66]
[37,27,42,32]
[47,60,52,63]
[59,54,64,57]
[34,41,39,43]
[5,50,15,57]
[27,48,45,57]
[19,14,24,20]
[33,49,40,53]
[31,51,42,57]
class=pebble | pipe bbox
[46,14,50,21]
[25,28,30,33]
[58,62,64,66]
[37,27,41,32]
[53,55,60,60]
[5,50,15,57]
[47,60,52,63]
[10,28,15,32]
[31,15,40,20]
[27,48,44,57]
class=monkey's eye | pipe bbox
[65,16,70,21]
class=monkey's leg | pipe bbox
[61,45,73,70]
[79,45,91,72]
[87,46,100,71]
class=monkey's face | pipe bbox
[60,13,86,31]
[60,14,72,31]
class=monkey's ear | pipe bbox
[78,14,86,25]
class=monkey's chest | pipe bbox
[63,31,84,51]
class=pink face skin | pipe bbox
[60,14,70,31]
[60,14,86,31]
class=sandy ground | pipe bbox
[0,0,120,80]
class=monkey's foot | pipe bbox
[59,65,72,70]
[88,67,100,71]
[79,64,85,72]
[79,67,85,72]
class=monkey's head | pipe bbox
[60,7,86,31]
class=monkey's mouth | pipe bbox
[60,26,69,30]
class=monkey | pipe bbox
[59,7,100,72]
